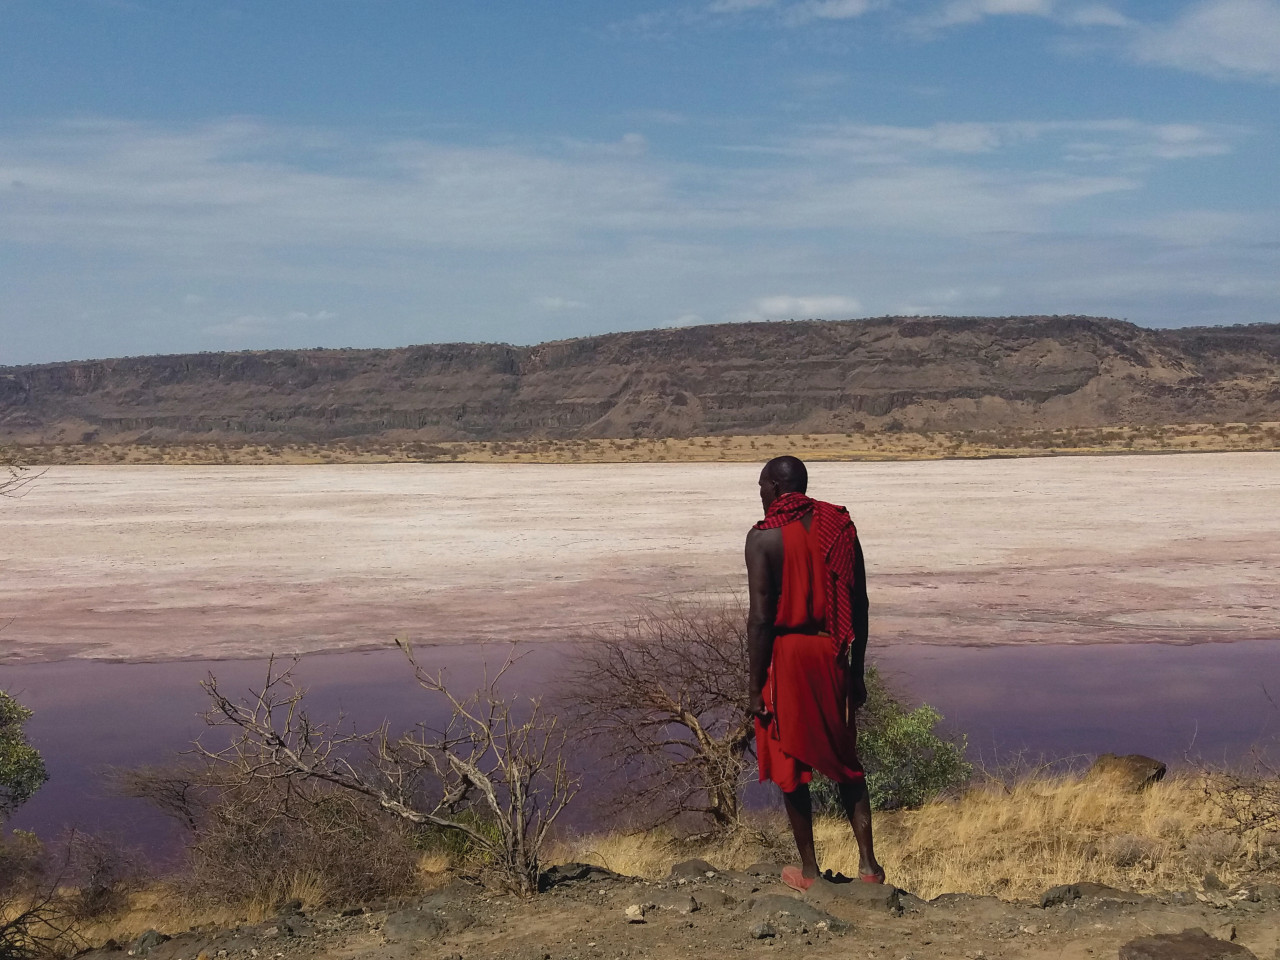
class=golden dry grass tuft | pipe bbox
[554,772,1279,901]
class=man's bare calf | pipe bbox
[782,779,883,882]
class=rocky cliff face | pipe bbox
[2,316,1278,444]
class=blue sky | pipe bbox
[2,0,1277,363]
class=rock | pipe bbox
[1088,753,1167,791]
[746,861,781,879]
[539,861,627,890]
[669,858,718,879]
[383,904,475,942]
[804,875,902,914]
[278,916,314,938]
[694,888,738,908]
[128,930,169,957]
[748,893,848,933]
[624,903,647,923]
[1040,882,1142,908]
[1118,927,1258,959]
[748,921,777,939]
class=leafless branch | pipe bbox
[562,599,755,833]
[191,648,579,896]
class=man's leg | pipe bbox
[837,779,883,879]
[782,783,820,879]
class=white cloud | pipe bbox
[785,0,876,23]
[203,309,337,340]
[917,0,1130,30]
[534,296,588,311]
[706,0,877,23]
[1133,0,1280,81]
[792,118,1242,165]
[708,0,776,10]
[751,295,863,318]
[1,114,1271,362]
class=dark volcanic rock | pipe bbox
[747,893,848,933]
[539,861,628,889]
[1041,882,1144,908]
[805,875,903,913]
[668,858,719,879]
[382,902,475,942]
[1118,927,1257,959]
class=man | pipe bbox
[746,455,883,891]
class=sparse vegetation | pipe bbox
[8,420,1279,467]
[185,648,578,897]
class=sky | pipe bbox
[2,0,1278,364]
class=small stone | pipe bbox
[749,921,777,939]
[624,904,646,923]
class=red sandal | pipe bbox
[781,865,817,892]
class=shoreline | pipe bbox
[1,632,1275,668]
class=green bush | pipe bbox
[0,693,46,821]
[814,664,971,812]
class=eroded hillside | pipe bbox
[2,316,1278,445]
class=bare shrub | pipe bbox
[1183,830,1238,873]
[64,833,147,921]
[191,647,577,897]
[563,600,754,833]
[0,831,81,960]
[1101,833,1159,869]
[1203,750,1280,844]
[186,780,418,908]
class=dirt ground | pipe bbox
[79,862,1280,960]
[1,454,1278,663]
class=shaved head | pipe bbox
[762,455,808,494]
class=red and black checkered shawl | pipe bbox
[755,492,858,656]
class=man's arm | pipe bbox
[745,527,779,721]
[846,537,870,709]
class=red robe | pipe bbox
[756,518,864,792]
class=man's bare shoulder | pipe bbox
[746,525,782,551]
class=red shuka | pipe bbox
[756,516,864,793]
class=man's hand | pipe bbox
[847,674,868,712]
[749,689,772,725]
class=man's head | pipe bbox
[759,455,808,510]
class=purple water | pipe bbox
[4,638,1277,861]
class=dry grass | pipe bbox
[554,772,1279,901]
[11,421,1280,466]
[43,770,1280,948]
[73,850,457,949]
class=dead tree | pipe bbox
[563,600,755,832]
[195,644,579,897]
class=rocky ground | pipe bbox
[79,860,1280,960]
